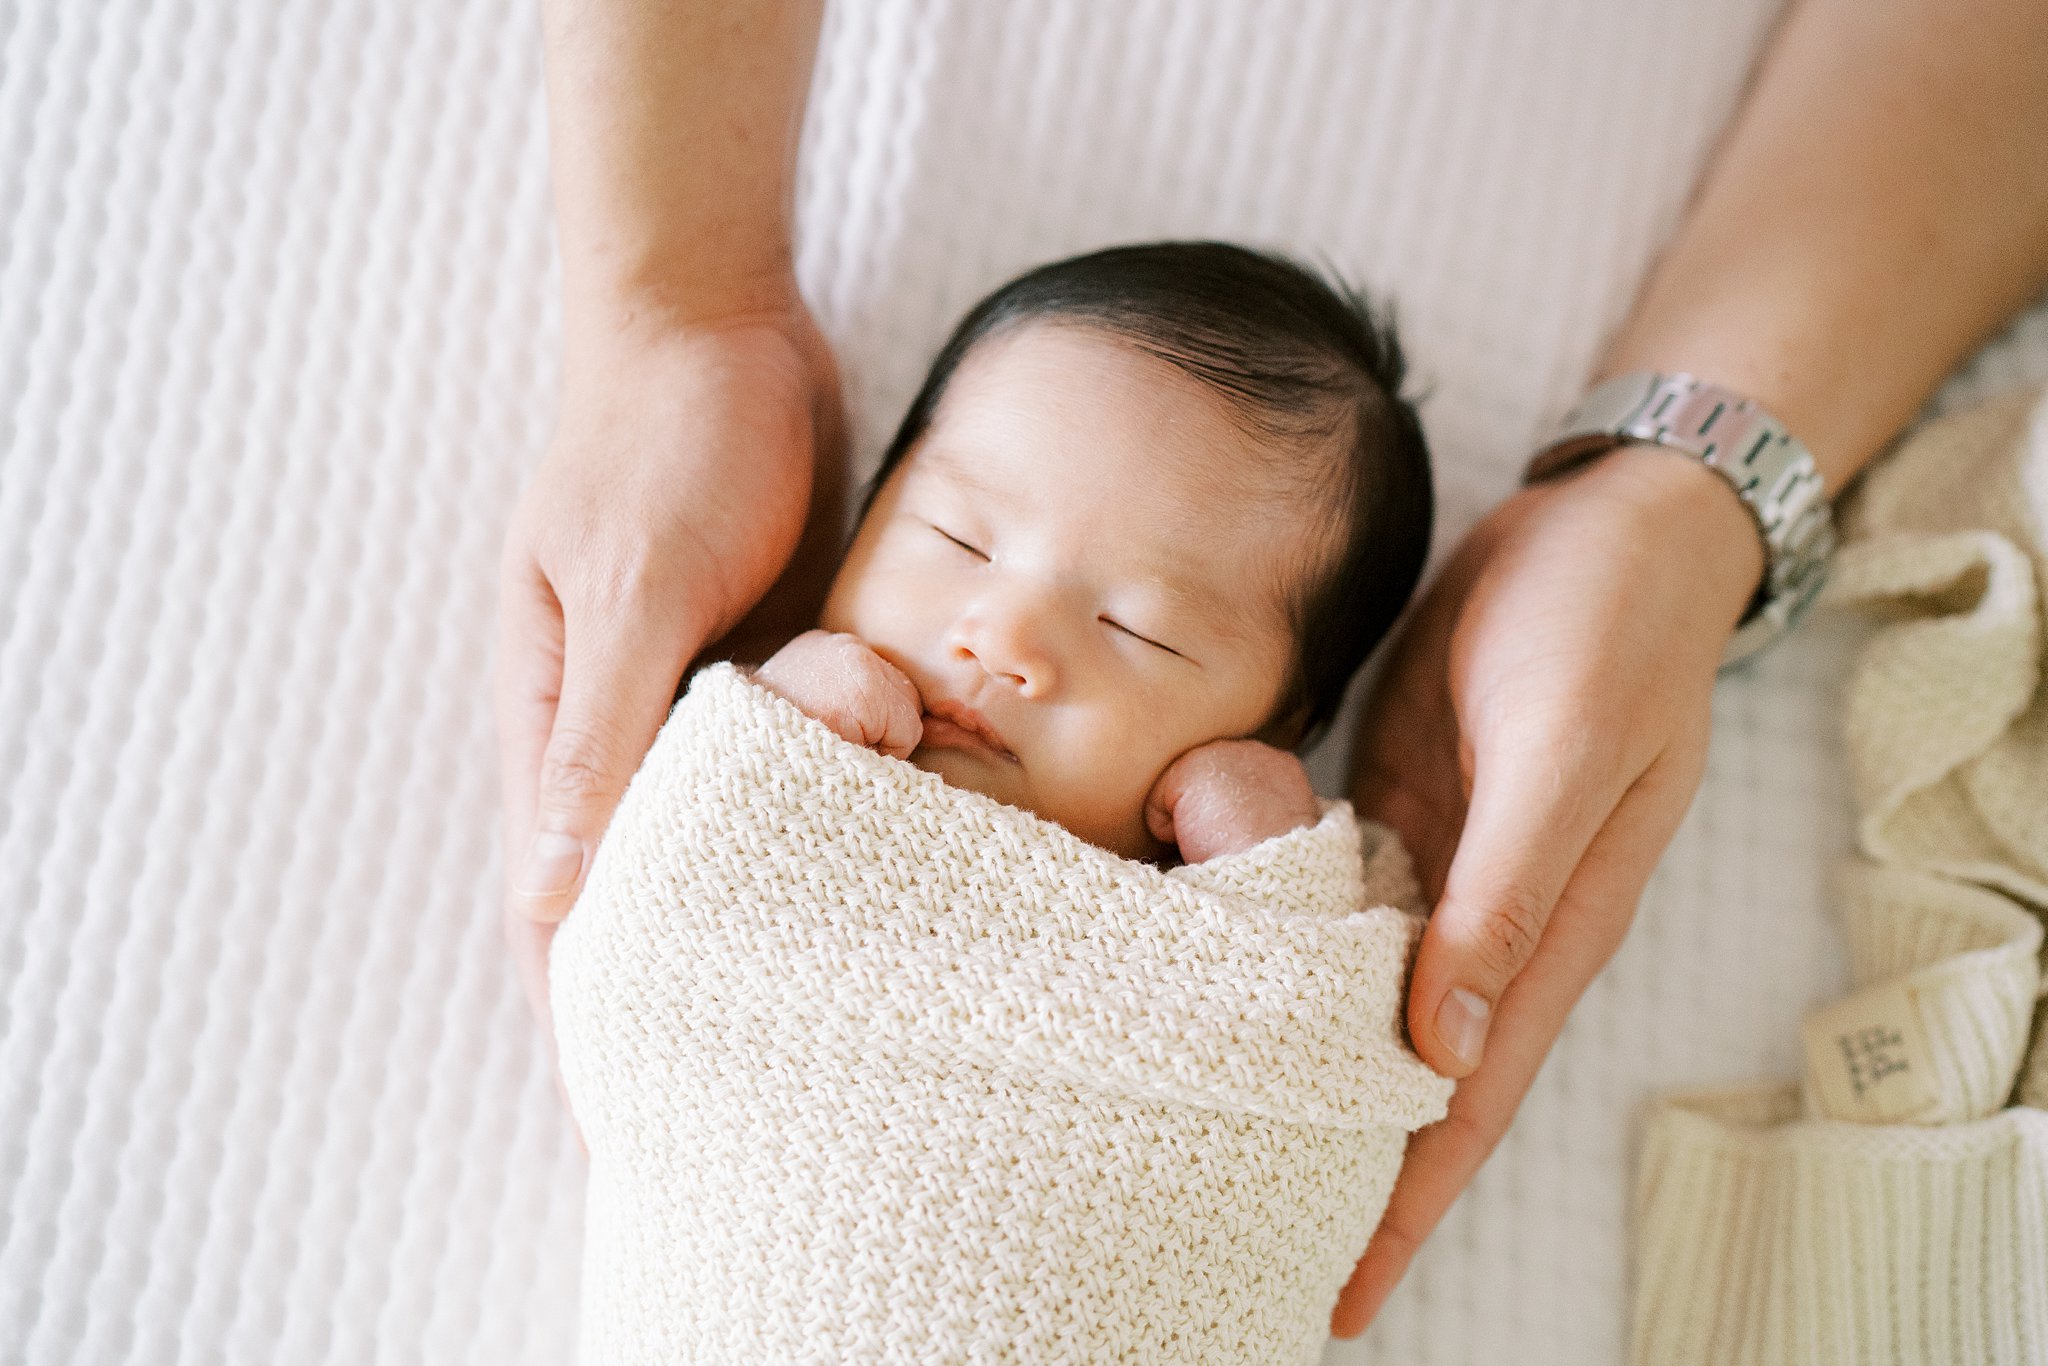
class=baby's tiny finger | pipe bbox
[879,689,924,761]
[1143,756,1194,844]
[1144,792,1177,845]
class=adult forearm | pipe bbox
[538,0,826,356]
[1599,0,2048,492]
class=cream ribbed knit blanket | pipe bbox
[1630,384,2048,1365]
[549,662,1455,1364]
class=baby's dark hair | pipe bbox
[858,240,1433,753]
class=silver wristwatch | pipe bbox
[1523,371,1837,670]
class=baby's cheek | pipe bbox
[1061,728,1174,858]
[814,571,875,640]
[1056,790,1160,862]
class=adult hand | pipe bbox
[1329,444,1766,1337]
[494,296,845,1127]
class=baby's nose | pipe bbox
[949,600,1058,699]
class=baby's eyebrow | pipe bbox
[913,446,1000,498]
[1140,571,1216,619]
[1138,570,1273,651]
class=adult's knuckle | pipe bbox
[1367,1207,1423,1264]
[1469,881,1549,980]
[565,538,671,621]
[537,727,615,809]
[1437,1097,1508,1165]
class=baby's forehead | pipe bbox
[932,323,1323,496]
[911,431,1316,557]
[928,319,1331,533]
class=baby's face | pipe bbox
[819,323,1314,859]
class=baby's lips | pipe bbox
[916,711,1018,762]
[920,696,1018,760]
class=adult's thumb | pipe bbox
[515,622,689,925]
[1408,736,1613,1077]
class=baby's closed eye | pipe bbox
[1102,617,1180,656]
[928,520,1180,656]
[929,524,987,559]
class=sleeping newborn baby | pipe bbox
[752,239,1433,867]
[550,242,1455,1366]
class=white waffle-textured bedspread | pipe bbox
[4,2,2046,1363]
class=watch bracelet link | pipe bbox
[1523,372,1838,669]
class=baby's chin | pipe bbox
[908,745,1162,863]
[906,742,1013,802]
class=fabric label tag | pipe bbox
[1800,979,1943,1124]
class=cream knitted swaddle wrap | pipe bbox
[1629,384,2048,1365]
[549,661,1456,1364]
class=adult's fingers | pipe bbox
[1403,719,1621,1078]
[1330,746,1695,1338]
[504,913,587,1157]
[494,549,591,1147]
[512,574,700,925]
[496,547,563,929]
[1328,914,1593,1338]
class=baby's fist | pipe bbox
[1144,739,1320,865]
[750,629,925,760]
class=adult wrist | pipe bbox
[562,259,805,361]
[1583,443,1768,617]
[557,267,814,411]
[1524,372,1837,669]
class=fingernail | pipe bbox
[518,830,585,901]
[1437,987,1492,1069]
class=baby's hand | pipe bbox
[749,629,925,760]
[1144,739,1321,865]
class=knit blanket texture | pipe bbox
[1629,383,2048,1365]
[549,662,1455,1364]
